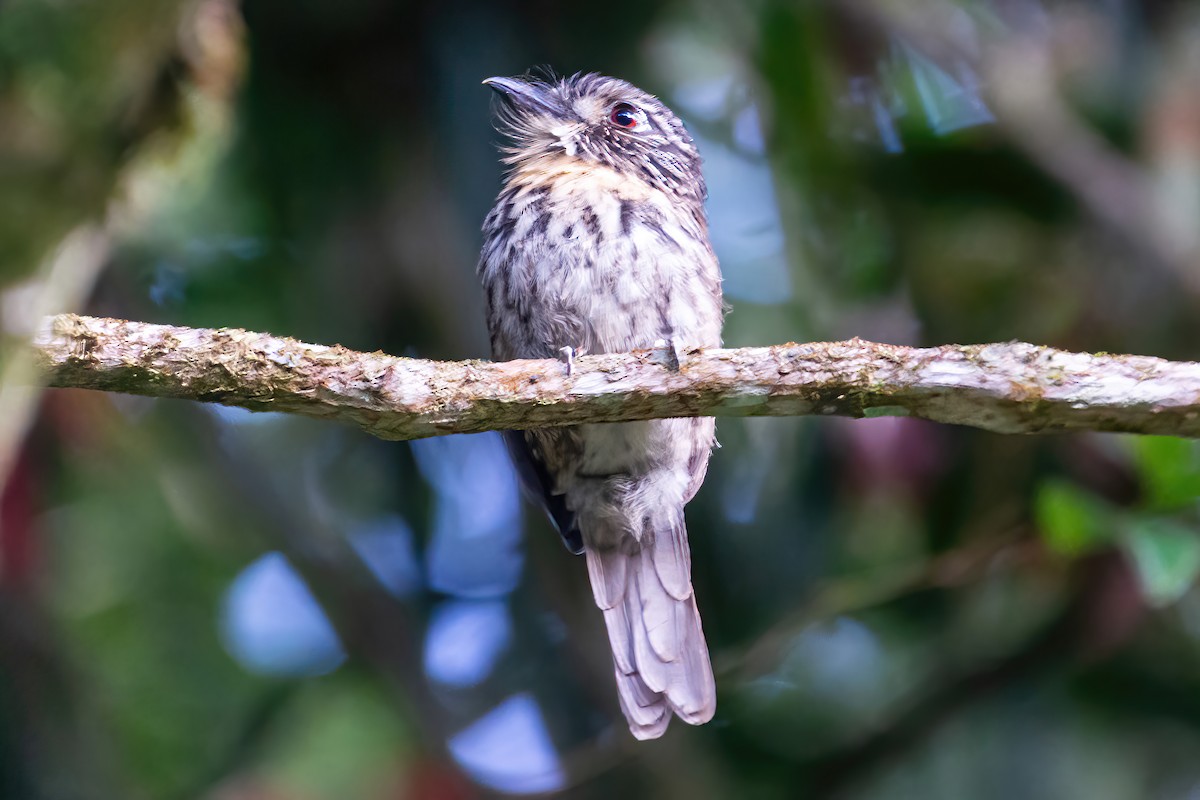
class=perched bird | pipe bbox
[478,72,723,739]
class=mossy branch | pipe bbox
[31,313,1200,440]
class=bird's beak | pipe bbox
[483,76,561,116]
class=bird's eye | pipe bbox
[610,102,644,130]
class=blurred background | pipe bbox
[2,0,1200,797]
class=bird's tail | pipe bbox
[582,510,715,740]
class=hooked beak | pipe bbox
[483,76,562,116]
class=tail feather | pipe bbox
[584,516,715,739]
[651,518,693,600]
[585,542,627,610]
[639,553,685,663]
[616,672,671,738]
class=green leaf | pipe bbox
[1122,517,1200,607]
[1034,480,1114,557]
[1133,436,1200,511]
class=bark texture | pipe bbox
[31,313,1200,440]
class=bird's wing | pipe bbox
[502,429,583,554]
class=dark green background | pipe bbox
[4,1,1200,798]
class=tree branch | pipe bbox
[30,313,1200,440]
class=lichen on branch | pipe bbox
[31,313,1200,440]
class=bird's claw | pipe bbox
[558,345,582,377]
[652,338,682,372]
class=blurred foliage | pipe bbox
[0,0,191,283]
[4,0,1200,798]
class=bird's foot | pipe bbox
[652,338,682,372]
[558,345,585,377]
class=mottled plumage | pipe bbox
[478,72,723,739]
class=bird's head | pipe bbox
[484,72,705,202]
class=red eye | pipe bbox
[610,102,641,129]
